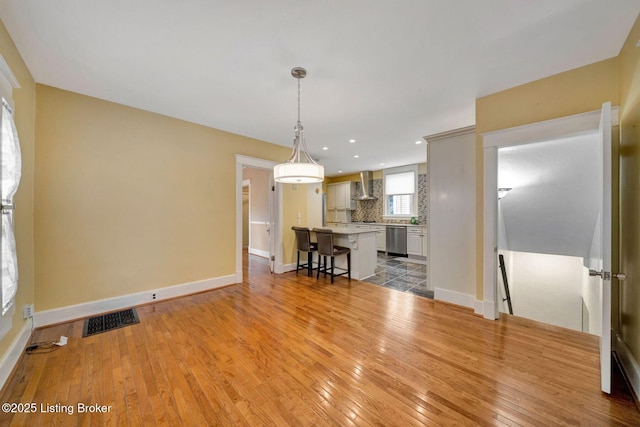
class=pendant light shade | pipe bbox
[273,161,324,184]
[274,67,324,184]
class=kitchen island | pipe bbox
[314,226,377,281]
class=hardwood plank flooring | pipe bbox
[1,253,638,426]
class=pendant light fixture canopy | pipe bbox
[273,67,324,184]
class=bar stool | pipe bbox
[292,227,318,277]
[313,228,351,283]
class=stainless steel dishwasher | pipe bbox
[386,225,407,256]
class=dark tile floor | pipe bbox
[248,251,432,299]
[363,253,433,299]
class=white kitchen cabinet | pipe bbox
[326,185,336,209]
[335,184,346,209]
[407,226,426,256]
[371,225,386,251]
[325,209,335,223]
[343,182,357,210]
[327,182,356,210]
[333,209,351,223]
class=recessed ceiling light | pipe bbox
[354,155,359,158]
[322,146,328,150]
[380,163,384,166]
[338,170,343,173]
[415,140,423,145]
[349,139,356,143]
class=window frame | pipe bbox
[0,54,20,340]
[382,164,418,219]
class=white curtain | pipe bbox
[1,99,21,315]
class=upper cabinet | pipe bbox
[326,182,357,210]
[327,185,336,209]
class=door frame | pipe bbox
[481,107,619,320]
[235,155,283,281]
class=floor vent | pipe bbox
[82,308,139,337]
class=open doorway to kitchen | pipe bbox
[235,155,281,282]
[496,135,602,333]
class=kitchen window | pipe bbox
[383,165,417,219]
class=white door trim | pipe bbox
[235,155,282,282]
[481,107,619,320]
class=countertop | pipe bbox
[329,222,426,227]
[314,226,377,235]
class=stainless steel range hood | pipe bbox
[356,171,377,200]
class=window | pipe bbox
[0,55,20,339]
[383,165,417,218]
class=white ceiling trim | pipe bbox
[424,125,476,144]
[482,107,620,149]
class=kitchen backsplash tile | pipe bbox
[351,175,427,224]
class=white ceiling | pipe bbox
[498,134,600,259]
[1,1,638,176]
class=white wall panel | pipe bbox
[427,127,476,300]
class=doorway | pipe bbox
[496,135,601,333]
[482,106,619,320]
[235,155,281,282]
[483,104,618,394]
[242,168,271,262]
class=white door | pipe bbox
[590,101,612,394]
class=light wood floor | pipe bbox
[1,254,639,426]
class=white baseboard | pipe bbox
[483,300,499,320]
[474,300,484,315]
[282,263,297,273]
[248,248,269,258]
[615,333,640,401]
[434,288,475,309]
[0,321,32,390]
[34,274,237,328]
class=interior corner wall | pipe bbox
[475,57,620,302]
[34,85,294,311]
[500,251,585,332]
[0,20,36,357]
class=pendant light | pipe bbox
[273,67,324,183]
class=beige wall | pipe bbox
[306,182,323,229]
[618,14,640,366]
[282,184,309,264]
[0,21,36,356]
[34,85,295,310]
[475,58,620,300]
